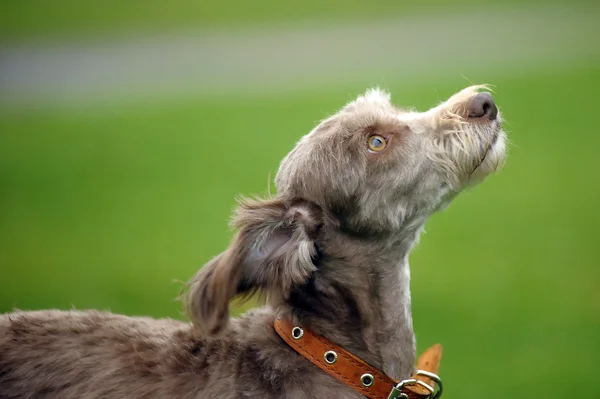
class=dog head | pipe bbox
[276,85,506,233]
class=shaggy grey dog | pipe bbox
[0,86,506,399]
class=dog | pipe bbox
[0,86,506,398]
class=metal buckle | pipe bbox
[415,370,443,399]
[386,370,443,399]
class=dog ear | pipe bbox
[185,198,323,336]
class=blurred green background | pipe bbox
[1,1,599,398]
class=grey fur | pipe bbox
[0,86,506,398]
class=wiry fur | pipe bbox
[0,86,507,398]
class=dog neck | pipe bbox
[278,221,423,381]
[365,226,421,379]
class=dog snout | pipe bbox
[468,92,498,120]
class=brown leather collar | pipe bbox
[274,318,443,399]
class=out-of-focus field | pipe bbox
[1,1,599,398]
[1,0,592,40]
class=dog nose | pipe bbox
[468,92,498,120]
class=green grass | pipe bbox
[1,65,599,398]
[1,0,596,41]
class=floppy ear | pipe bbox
[184,198,323,336]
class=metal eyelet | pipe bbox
[361,373,374,387]
[291,327,304,340]
[324,350,338,364]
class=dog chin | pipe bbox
[466,130,507,186]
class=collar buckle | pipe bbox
[387,370,443,399]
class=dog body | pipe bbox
[0,86,506,398]
[1,309,351,398]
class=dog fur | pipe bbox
[0,86,506,399]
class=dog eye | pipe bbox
[367,135,387,152]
